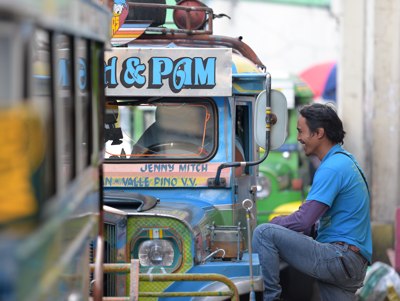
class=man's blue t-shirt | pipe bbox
[307,144,372,262]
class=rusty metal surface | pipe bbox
[131,34,265,69]
[127,1,214,34]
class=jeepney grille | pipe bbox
[104,222,117,296]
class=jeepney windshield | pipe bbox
[104,99,216,161]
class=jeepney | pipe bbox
[98,1,287,300]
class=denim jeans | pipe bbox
[252,223,368,301]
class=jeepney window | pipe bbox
[235,104,250,175]
[105,99,216,161]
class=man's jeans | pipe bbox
[252,224,368,301]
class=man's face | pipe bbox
[297,115,319,157]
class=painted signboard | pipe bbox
[104,48,232,97]
[104,163,231,188]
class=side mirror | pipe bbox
[254,89,288,150]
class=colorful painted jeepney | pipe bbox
[99,1,287,300]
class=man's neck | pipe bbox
[317,141,336,161]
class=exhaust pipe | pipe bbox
[242,199,256,301]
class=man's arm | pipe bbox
[269,200,329,234]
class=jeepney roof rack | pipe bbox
[124,1,264,69]
[127,0,215,35]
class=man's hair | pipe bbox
[299,103,346,145]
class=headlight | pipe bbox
[139,239,174,267]
[131,227,183,273]
[256,176,271,199]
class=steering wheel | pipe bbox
[143,142,208,155]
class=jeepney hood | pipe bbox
[127,200,214,230]
[105,194,219,231]
[259,157,291,178]
[103,162,235,227]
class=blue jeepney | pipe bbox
[99,1,287,299]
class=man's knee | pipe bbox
[253,223,283,244]
[255,223,283,235]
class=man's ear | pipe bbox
[315,127,325,139]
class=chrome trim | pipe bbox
[104,205,127,215]
[193,276,263,301]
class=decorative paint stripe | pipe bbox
[114,29,146,33]
[120,23,151,29]
[233,82,261,94]
[111,23,150,46]
[112,33,144,38]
